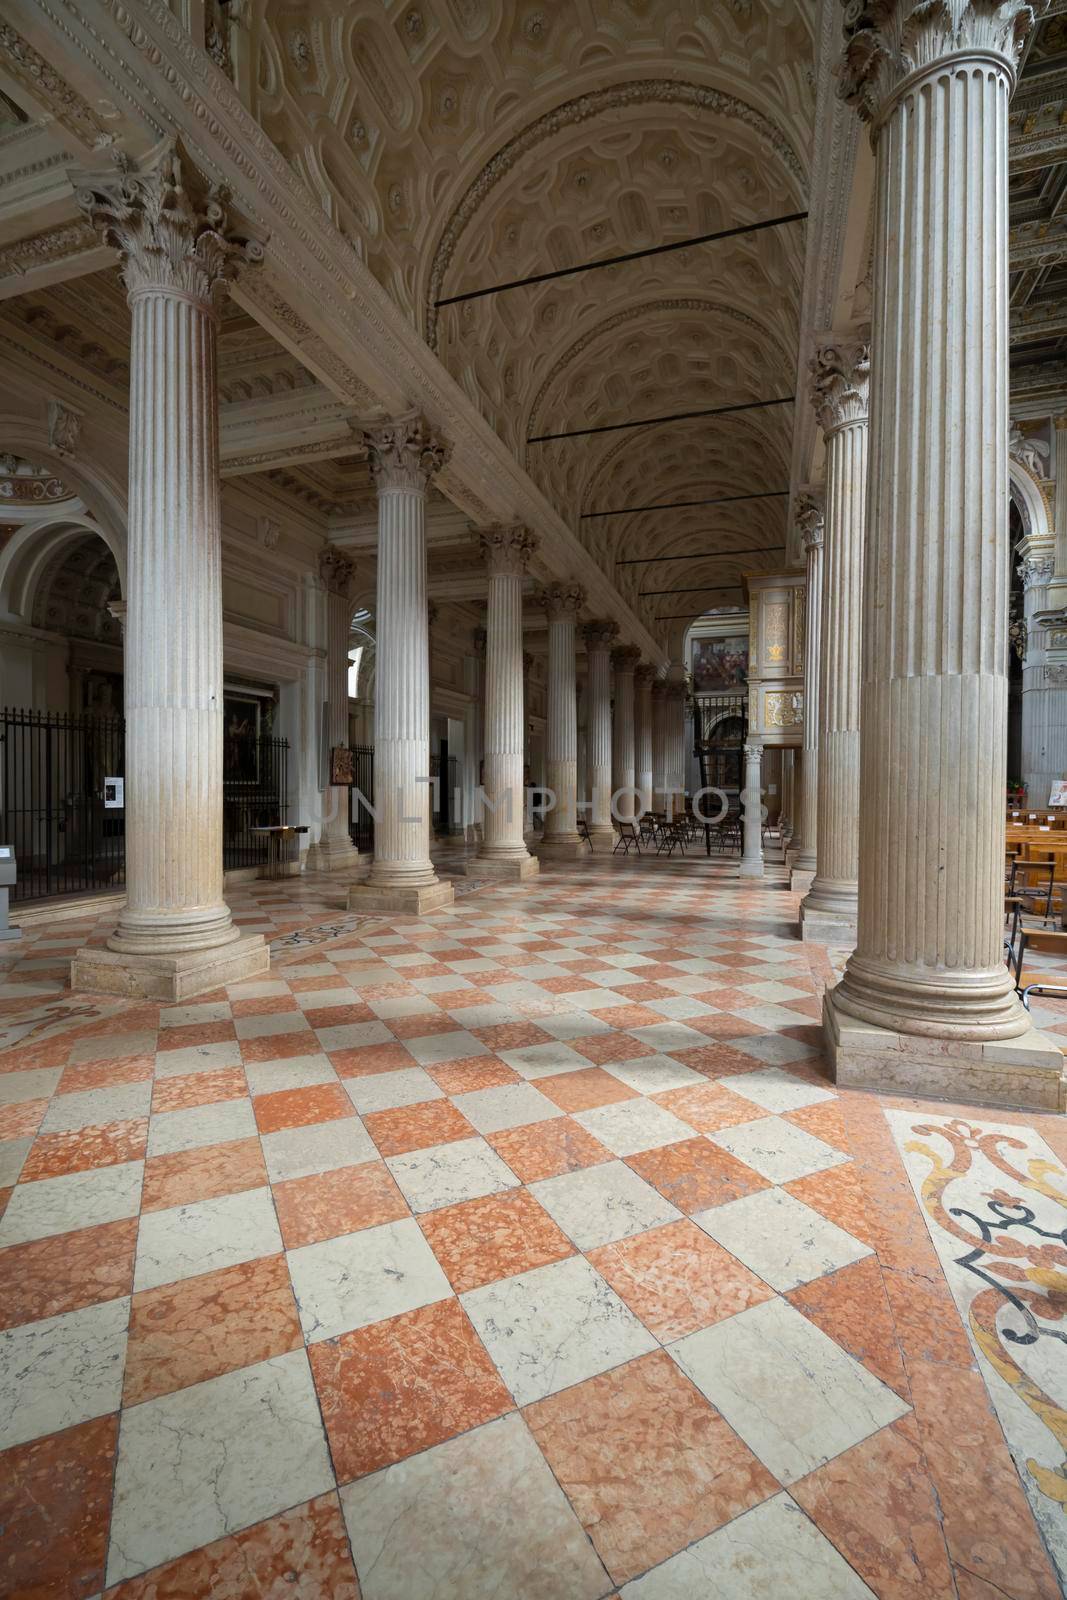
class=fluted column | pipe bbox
[70,139,269,998]
[539,581,586,858]
[664,679,688,819]
[651,680,668,811]
[583,620,618,842]
[461,628,485,844]
[611,646,641,824]
[634,665,654,816]
[473,526,539,879]
[307,546,362,873]
[739,742,764,878]
[1019,553,1058,807]
[349,417,454,915]
[790,493,824,886]
[800,341,868,945]
[780,749,795,833]
[826,0,1063,1110]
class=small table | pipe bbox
[251,825,309,879]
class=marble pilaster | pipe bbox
[473,527,539,878]
[664,678,688,819]
[582,620,618,843]
[739,742,764,878]
[634,665,655,817]
[306,545,362,874]
[461,628,485,844]
[611,645,642,824]
[70,139,268,999]
[790,493,824,890]
[651,679,668,812]
[349,416,454,915]
[826,0,1063,1110]
[538,581,586,859]
[800,340,868,946]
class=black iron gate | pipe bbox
[350,743,374,852]
[0,707,126,902]
[222,735,289,870]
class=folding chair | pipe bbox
[576,817,593,851]
[613,820,642,855]
[1008,857,1055,926]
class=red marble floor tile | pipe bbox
[0,1217,138,1329]
[151,1066,248,1114]
[567,1032,657,1066]
[359,982,417,1001]
[588,1003,668,1028]
[587,1219,773,1341]
[21,1118,149,1182]
[330,1040,415,1078]
[273,1161,409,1249]
[487,1115,613,1183]
[388,1012,464,1040]
[524,1349,778,1586]
[785,1097,853,1153]
[538,1066,640,1113]
[792,1415,955,1599]
[637,964,686,982]
[419,1188,574,1292]
[611,980,671,1000]
[123,1253,303,1406]
[786,1255,910,1401]
[783,1162,877,1248]
[309,1297,511,1481]
[683,1012,765,1039]
[56,1053,155,1094]
[879,1264,979,1371]
[0,1034,74,1072]
[0,1096,48,1139]
[287,974,349,992]
[0,1186,10,1221]
[230,993,300,1018]
[156,1020,237,1050]
[537,975,590,994]
[669,1043,764,1078]
[653,1082,764,1133]
[428,986,495,1009]
[426,1056,521,1094]
[252,1082,352,1134]
[240,1028,319,1064]
[469,1021,553,1051]
[627,1137,769,1213]
[0,1413,118,1600]
[300,1002,376,1029]
[102,1492,360,1600]
[364,1098,475,1157]
[141,1136,268,1213]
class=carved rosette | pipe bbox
[838,0,1042,126]
[581,619,619,654]
[480,524,538,577]
[611,645,643,676]
[363,415,449,494]
[809,338,871,435]
[318,545,355,597]
[74,138,263,306]
[540,581,585,621]
[794,489,825,551]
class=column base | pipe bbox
[799,903,857,946]
[305,838,362,874]
[823,989,1066,1113]
[536,836,588,860]
[791,866,816,894]
[587,825,615,849]
[738,857,764,879]
[466,854,540,880]
[347,881,455,915]
[71,933,269,1002]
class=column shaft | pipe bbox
[651,682,667,811]
[739,742,764,877]
[476,527,539,878]
[308,548,361,872]
[664,681,688,817]
[540,583,585,857]
[791,495,824,881]
[612,646,641,823]
[583,621,617,841]
[634,667,654,816]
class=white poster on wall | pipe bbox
[1049,780,1067,808]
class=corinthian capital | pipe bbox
[480,524,538,577]
[582,618,619,653]
[809,338,870,434]
[541,580,585,621]
[839,0,1042,125]
[318,544,355,597]
[611,645,643,675]
[634,663,657,689]
[363,415,449,494]
[73,137,263,304]
[794,489,825,551]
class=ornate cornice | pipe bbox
[794,488,825,551]
[839,0,1042,127]
[0,21,108,147]
[541,580,585,621]
[73,137,264,305]
[362,414,449,494]
[318,544,355,597]
[809,337,870,434]
[0,220,99,284]
[480,524,538,577]
[582,618,619,653]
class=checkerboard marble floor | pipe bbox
[2,850,1066,1599]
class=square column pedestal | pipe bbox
[72,935,270,1003]
[348,881,455,915]
[799,904,856,947]
[536,838,588,861]
[823,989,1066,1112]
[463,855,539,880]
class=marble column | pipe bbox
[611,645,641,824]
[634,665,655,817]
[307,546,362,873]
[1019,552,1059,807]
[576,674,589,816]
[461,628,485,845]
[664,679,688,819]
[790,492,824,889]
[827,0,1062,1110]
[799,340,868,946]
[651,680,668,811]
[349,416,454,915]
[739,742,764,878]
[781,749,795,833]
[582,620,618,843]
[473,526,539,878]
[539,581,586,859]
[71,139,268,999]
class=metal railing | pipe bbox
[222,735,289,869]
[350,742,375,852]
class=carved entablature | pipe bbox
[809,337,870,433]
[541,581,585,621]
[73,138,264,306]
[582,619,619,654]
[362,414,449,494]
[480,524,538,577]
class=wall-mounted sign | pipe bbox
[104,777,124,808]
[1049,779,1067,808]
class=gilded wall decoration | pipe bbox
[762,600,789,666]
[765,689,803,729]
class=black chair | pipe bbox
[1007,857,1055,926]
[576,817,593,851]
[613,821,642,855]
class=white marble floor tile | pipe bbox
[287,1215,451,1342]
[0,1067,63,1105]
[342,1067,443,1115]
[726,1033,819,1067]
[461,1254,656,1406]
[451,1081,558,1135]
[530,1159,680,1249]
[0,1160,143,1246]
[152,1041,243,1077]
[694,1185,870,1290]
[133,1185,282,1292]
[146,1097,257,1158]
[551,987,631,1010]
[601,1054,706,1094]
[439,1003,514,1029]
[0,1296,129,1450]
[670,1295,909,1484]
[726,1066,836,1114]
[620,1492,876,1599]
[498,1041,594,1077]
[292,986,360,1009]
[574,1098,696,1157]
[367,995,441,1019]
[233,1011,310,1040]
[243,1054,338,1097]
[386,1136,520,1214]
[314,1020,394,1052]
[260,1115,378,1183]
[159,1001,232,1026]
[402,1029,490,1066]
[641,995,719,1019]
[0,1136,31,1187]
[35,1079,150,1134]
[627,1021,710,1053]
[411,973,474,993]
[67,1031,156,1064]
[708,1116,847,1186]
[534,1012,613,1039]
[106,1350,334,1585]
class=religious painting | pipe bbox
[330,745,355,786]
[691,634,749,691]
[224,693,261,783]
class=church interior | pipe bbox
[1,1,1067,1596]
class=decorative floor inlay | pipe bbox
[888,1109,1067,1581]
[270,915,385,957]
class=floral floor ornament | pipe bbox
[888,1110,1067,1581]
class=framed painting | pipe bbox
[691,635,749,691]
